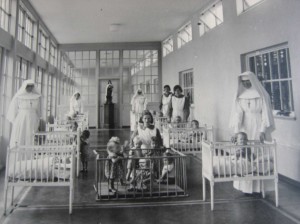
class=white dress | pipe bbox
[130,95,148,131]
[232,90,273,193]
[234,97,268,140]
[9,96,40,147]
[137,126,157,148]
[161,94,172,116]
[171,96,185,121]
[69,98,83,116]
[132,96,147,115]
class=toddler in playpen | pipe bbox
[105,137,126,193]
[133,158,154,191]
[126,136,142,182]
[80,130,90,172]
[156,150,175,184]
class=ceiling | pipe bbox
[29,0,209,44]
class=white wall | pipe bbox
[162,0,300,182]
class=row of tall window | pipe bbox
[15,2,58,65]
[163,0,264,57]
[0,0,76,138]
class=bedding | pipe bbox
[7,156,72,180]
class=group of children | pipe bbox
[78,113,253,193]
[104,135,175,193]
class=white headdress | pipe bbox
[7,80,41,123]
[131,88,144,105]
[229,71,275,131]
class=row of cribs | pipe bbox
[3,113,89,215]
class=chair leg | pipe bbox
[202,177,206,201]
[275,178,279,207]
[69,185,73,214]
[11,186,15,206]
[261,180,265,198]
[210,181,214,211]
[3,184,8,215]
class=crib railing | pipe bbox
[33,130,81,177]
[46,122,72,132]
[154,116,168,134]
[5,145,75,184]
[4,145,75,214]
[163,125,214,154]
[54,112,89,130]
[202,140,278,210]
[94,148,188,200]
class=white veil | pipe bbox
[130,88,144,105]
[229,71,275,133]
[7,80,41,123]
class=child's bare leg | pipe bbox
[126,169,132,181]
[109,179,116,192]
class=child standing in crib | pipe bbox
[126,136,142,182]
[80,130,90,173]
[235,132,252,161]
[190,119,204,142]
[156,150,175,184]
[191,120,199,129]
[105,137,125,193]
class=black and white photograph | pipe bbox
[0,0,299,223]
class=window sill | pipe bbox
[274,115,296,121]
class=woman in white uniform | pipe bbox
[7,80,41,147]
[159,85,172,117]
[69,91,83,118]
[131,110,163,148]
[229,71,275,193]
[168,85,190,122]
[130,88,148,131]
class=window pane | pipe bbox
[270,51,279,80]
[272,81,281,110]
[262,53,270,80]
[279,49,288,79]
[281,81,293,112]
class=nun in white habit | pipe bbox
[7,80,41,147]
[69,91,83,117]
[229,71,275,193]
[130,88,148,131]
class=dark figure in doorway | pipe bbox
[105,80,114,104]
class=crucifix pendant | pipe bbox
[30,100,32,107]
[248,100,250,108]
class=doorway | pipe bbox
[98,79,120,128]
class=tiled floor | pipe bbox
[0,129,300,224]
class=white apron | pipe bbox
[162,94,172,116]
[171,96,185,121]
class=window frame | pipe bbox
[245,44,295,119]
[0,0,12,32]
[162,36,174,57]
[179,69,194,105]
[236,0,265,15]
[198,0,224,37]
[177,22,192,49]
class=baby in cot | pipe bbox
[234,132,252,161]
[156,150,175,184]
[189,119,204,142]
[105,137,126,193]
